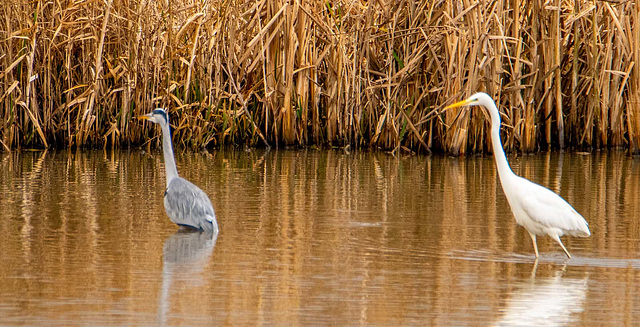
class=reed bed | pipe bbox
[0,0,638,154]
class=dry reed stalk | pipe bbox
[554,0,564,149]
[630,3,640,153]
[22,1,47,148]
[569,0,580,147]
[0,0,638,154]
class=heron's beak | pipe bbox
[444,99,473,110]
[137,113,152,121]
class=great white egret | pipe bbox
[139,108,219,234]
[444,92,590,258]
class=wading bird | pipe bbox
[139,108,219,234]
[444,93,590,258]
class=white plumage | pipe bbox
[445,92,590,258]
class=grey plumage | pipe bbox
[139,108,219,234]
[164,177,217,232]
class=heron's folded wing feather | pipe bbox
[518,180,589,235]
[165,178,216,232]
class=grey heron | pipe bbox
[138,108,219,234]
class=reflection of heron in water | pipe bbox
[158,230,217,325]
[494,264,588,326]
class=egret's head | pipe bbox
[444,92,502,127]
[138,108,169,126]
[444,92,493,110]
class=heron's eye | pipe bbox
[152,109,168,123]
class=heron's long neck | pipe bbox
[161,123,179,187]
[489,110,515,184]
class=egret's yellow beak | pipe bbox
[137,114,151,121]
[444,99,473,110]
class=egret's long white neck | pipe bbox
[160,122,179,187]
[486,102,515,183]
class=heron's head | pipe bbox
[138,108,169,126]
[444,92,502,126]
[444,92,493,110]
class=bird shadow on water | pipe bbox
[157,229,217,325]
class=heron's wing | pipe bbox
[517,178,589,236]
[165,177,217,232]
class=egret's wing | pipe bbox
[165,177,217,232]
[517,178,589,236]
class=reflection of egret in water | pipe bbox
[494,264,588,326]
[158,230,217,325]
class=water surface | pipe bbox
[0,149,639,325]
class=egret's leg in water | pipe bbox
[551,234,572,258]
[528,232,539,258]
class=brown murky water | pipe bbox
[1,149,639,325]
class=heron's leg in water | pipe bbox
[551,234,572,259]
[528,232,539,258]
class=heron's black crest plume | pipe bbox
[153,108,169,124]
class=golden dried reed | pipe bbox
[0,0,638,154]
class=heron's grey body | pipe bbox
[164,177,217,233]
[141,108,219,234]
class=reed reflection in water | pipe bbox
[0,149,638,325]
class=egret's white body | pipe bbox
[139,108,219,234]
[445,92,590,258]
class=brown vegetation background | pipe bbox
[1,0,639,153]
